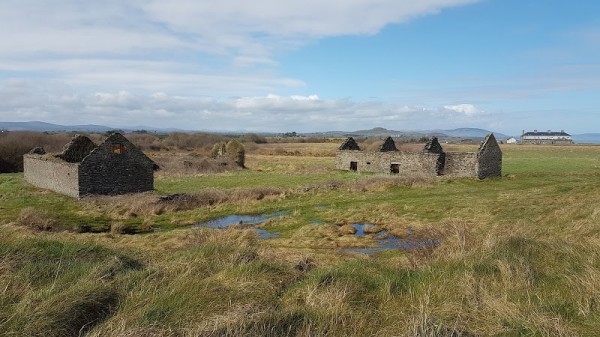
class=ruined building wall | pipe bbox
[477,136,502,178]
[335,151,440,176]
[443,152,478,177]
[23,155,80,198]
[79,134,154,196]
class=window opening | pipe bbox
[112,143,125,154]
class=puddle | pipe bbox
[345,224,440,255]
[194,211,287,238]
[352,224,382,236]
[255,228,279,239]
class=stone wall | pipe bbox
[23,155,80,198]
[335,151,440,176]
[443,152,478,177]
[477,134,502,178]
[78,133,154,196]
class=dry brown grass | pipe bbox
[150,152,242,176]
[85,187,286,219]
[251,142,339,157]
[16,207,57,231]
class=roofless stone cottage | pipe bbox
[336,134,502,179]
[24,133,156,198]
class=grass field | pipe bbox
[1,143,600,336]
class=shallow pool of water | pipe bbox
[255,228,279,239]
[194,211,288,238]
[346,224,440,254]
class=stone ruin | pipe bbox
[379,137,398,152]
[424,137,444,154]
[335,134,502,179]
[338,137,361,151]
[55,134,96,163]
[24,133,157,198]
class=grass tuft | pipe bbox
[16,207,57,231]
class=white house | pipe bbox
[520,130,573,145]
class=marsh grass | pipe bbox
[2,144,600,335]
[16,207,57,231]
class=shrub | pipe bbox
[0,131,71,172]
[162,132,228,150]
[240,133,268,144]
[125,133,162,151]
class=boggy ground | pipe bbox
[1,143,600,336]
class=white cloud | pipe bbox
[0,81,497,132]
[0,0,479,95]
[0,1,498,132]
[443,103,481,116]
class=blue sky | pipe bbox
[1,0,599,135]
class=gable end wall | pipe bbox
[78,135,154,196]
[477,145,502,179]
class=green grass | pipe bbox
[1,145,600,336]
[155,169,354,194]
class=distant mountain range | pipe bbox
[0,121,183,133]
[572,133,600,144]
[307,127,512,141]
[2,121,599,143]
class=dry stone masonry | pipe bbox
[338,137,361,151]
[24,133,156,198]
[335,134,502,179]
[379,137,398,152]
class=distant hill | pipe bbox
[573,133,600,144]
[429,128,511,140]
[0,121,184,133]
[8,122,578,142]
[0,121,115,132]
[311,127,512,141]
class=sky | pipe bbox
[1,0,599,135]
